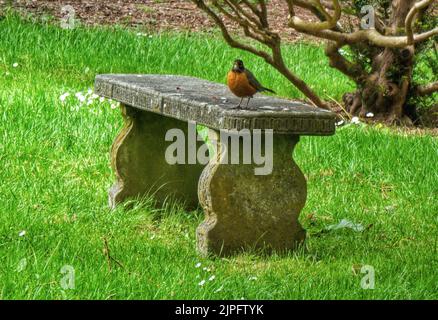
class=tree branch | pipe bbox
[324,41,367,81]
[288,0,342,31]
[405,0,435,45]
[213,1,270,45]
[194,0,273,62]
[193,0,330,109]
[416,81,438,96]
[288,24,438,48]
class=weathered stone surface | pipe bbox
[109,104,205,209]
[95,74,335,135]
[197,129,306,256]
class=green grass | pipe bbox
[0,14,437,300]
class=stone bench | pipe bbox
[94,74,336,256]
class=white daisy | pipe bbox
[351,116,360,124]
[59,92,70,102]
[75,92,86,103]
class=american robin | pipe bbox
[227,59,275,109]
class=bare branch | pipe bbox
[192,0,330,109]
[406,0,435,45]
[289,0,341,32]
[288,25,438,48]
[234,0,269,29]
[270,42,330,109]
[325,41,366,81]
[194,0,273,62]
[213,1,269,45]
[416,81,438,96]
[259,0,268,28]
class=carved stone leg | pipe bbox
[109,104,205,209]
[197,129,307,256]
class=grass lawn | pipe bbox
[0,14,437,300]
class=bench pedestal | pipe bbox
[197,129,307,256]
[110,104,204,209]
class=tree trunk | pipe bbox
[343,0,419,125]
[343,46,415,124]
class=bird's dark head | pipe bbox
[232,59,245,72]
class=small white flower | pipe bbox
[366,112,374,118]
[17,258,27,272]
[99,97,105,103]
[336,120,344,126]
[351,116,360,124]
[12,62,19,68]
[18,230,26,237]
[198,280,206,286]
[59,92,70,102]
[87,88,93,95]
[75,92,86,103]
[208,275,215,281]
[150,235,156,240]
[91,94,99,100]
[249,276,258,281]
[203,267,211,272]
[87,100,93,106]
[148,35,153,38]
[195,262,202,268]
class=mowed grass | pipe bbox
[0,14,437,300]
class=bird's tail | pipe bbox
[260,87,276,94]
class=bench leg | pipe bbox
[109,104,205,209]
[197,129,307,256]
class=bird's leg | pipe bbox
[238,97,243,108]
[245,97,251,109]
[231,97,243,109]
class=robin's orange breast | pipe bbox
[227,71,257,98]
